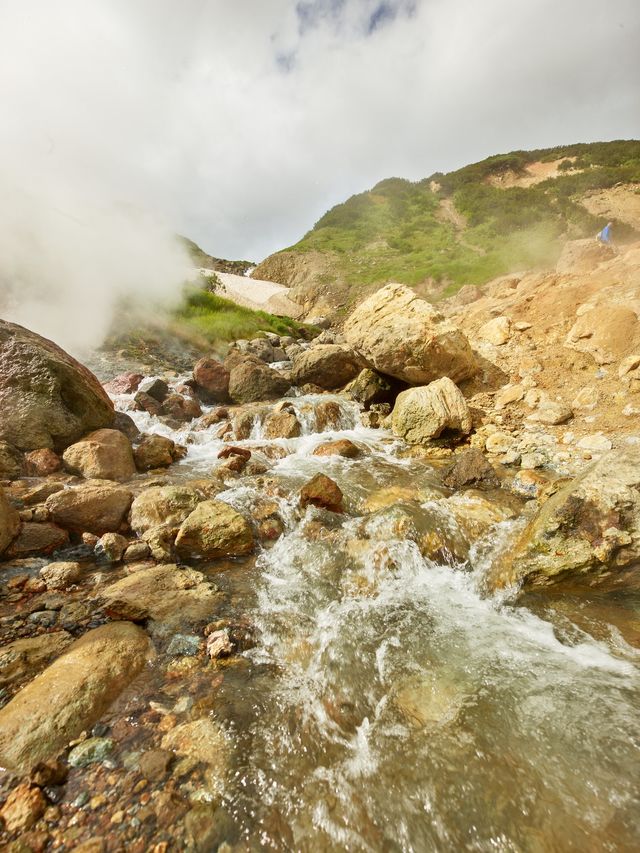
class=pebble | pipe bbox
[68,736,114,768]
[166,634,201,657]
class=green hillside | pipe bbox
[258,140,640,307]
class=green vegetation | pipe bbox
[282,139,640,304]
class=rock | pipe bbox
[520,452,546,470]
[123,541,151,562]
[133,390,162,415]
[343,283,476,385]
[46,483,133,535]
[442,449,499,490]
[565,305,638,365]
[134,434,178,471]
[227,356,290,404]
[313,439,360,458]
[514,321,532,331]
[314,400,342,431]
[0,319,114,452]
[299,474,343,513]
[394,673,464,729]
[247,338,275,363]
[345,368,392,408]
[446,491,516,541]
[62,429,136,481]
[112,411,141,442]
[510,469,550,498]
[161,718,228,774]
[526,400,573,426]
[193,357,231,403]
[68,736,114,767]
[103,372,143,395]
[571,386,599,410]
[95,532,128,563]
[0,782,47,832]
[166,633,201,656]
[137,377,169,402]
[100,564,220,624]
[485,432,515,455]
[391,378,472,445]
[478,316,512,346]
[40,560,84,589]
[6,522,69,558]
[141,524,176,562]
[576,434,613,453]
[290,345,361,390]
[0,486,21,555]
[494,384,524,409]
[618,354,640,378]
[23,448,62,479]
[556,238,614,273]
[161,394,202,423]
[0,631,73,688]
[489,448,640,589]
[138,748,173,781]
[129,486,202,535]
[0,622,151,771]
[263,410,301,439]
[175,501,254,560]
[0,441,24,479]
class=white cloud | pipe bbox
[0,0,638,347]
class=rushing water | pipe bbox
[119,387,640,851]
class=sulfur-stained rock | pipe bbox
[299,474,343,513]
[478,316,512,346]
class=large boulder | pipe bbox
[391,378,472,445]
[45,483,133,535]
[6,522,69,558]
[0,622,151,772]
[0,487,20,555]
[227,356,290,404]
[175,500,254,560]
[0,319,114,452]
[129,486,203,535]
[99,563,221,623]
[342,283,476,385]
[290,345,362,390]
[62,429,136,481]
[488,448,640,590]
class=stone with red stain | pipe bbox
[24,448,63,477]
[313,439,360,459]
[103,372,144,395]
[193,357,230,403]
[299,473,343,513]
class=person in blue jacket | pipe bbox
[597,221,613,244]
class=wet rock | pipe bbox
[290,344,362,390]
[485,432,515,455]
[205,630,235,659]
[24,448,63,477]
[446,490,516,541]
[40,560,84,589]
[110,412,140,444]
[161,393,202,423]
[138,748,172,782]
[134,434,178,471]
[391,378,472,445]
[0,319,114,452]
[161,718,228,773]
[510,469,551,498]
[133,390,162,415]
[46,483,133,535]
[0,441,24,479]
[313,439,361,458]
[6,522,69,558]
[0,631,73,688]
[489,447,640,590]
[0,485,21,555]
[137,377,169,402]
[103,372,143,395]
[343,283,476,385]
[68,736,114,767]
[62,429,136,481]
[394,673,464,729]
[263,410,301,439]
[0,622,151,772]
[141,524,177,562]
[345,368,392,408]
[123,540,151,562]
[442,449,499,491]
[314,400,342,431]
[129,486,201,534]
[217,446,251,473]
[166,634,201,656]
[0,782,47,832]
[299,473,343,513]
[360,403,391,429]
[478,316,511,346]
[193,357,231,403]
[100,563,220,623]
[228,356,290,404]
[175,501,254,559]
[95,532,128,563]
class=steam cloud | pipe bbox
[0,0,638,352]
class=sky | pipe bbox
[0,0,639,348]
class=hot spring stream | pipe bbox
[109,388,640,850]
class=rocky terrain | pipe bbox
[1,234,640,849]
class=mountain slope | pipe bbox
[253,140,640,317]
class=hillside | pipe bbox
[253,140,640,318]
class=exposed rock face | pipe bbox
[175,501,254,559]
[46,483,133,535]
[290,345,362,390]
[228,356,290,404]
[391,378,472,445]
[342,284,476,385]
[129,486,202,535]
[555,238,614,273]
[0,622,151,772]
[0,486,20,555]
[62,429,136,481]
[100,564,221,623]
[0,319,114,452]
[299,473,343,513]
[489,448,640,590]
